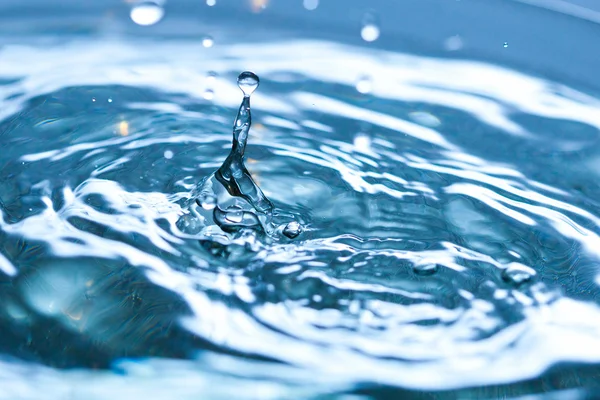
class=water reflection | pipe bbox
[1,36,600,397]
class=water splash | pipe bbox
[181,71,295,246]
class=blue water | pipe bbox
[2,0,600,398]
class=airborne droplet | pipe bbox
[502,264,536,287]
[237,71,260,96]
[413,263,439,276]
[130,1,165,26]
[282,221,302,239]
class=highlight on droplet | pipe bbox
[130,1,165,26]
[361,12,380,42]
[303,0,319,11]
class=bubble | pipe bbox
[130,1,165,26]
[303,0,319,10]
[361,24,380,42]
[503,42,509,48]
[355,75,372,94]
[206,0,216,5]
[163,150,174,159]
[202,36,214,48]
[502,264,536,287]
[282,221,302,239]
[413,263,439,276]
[237,71,260,96]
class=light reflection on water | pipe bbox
[1,22,600,399]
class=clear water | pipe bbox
[2,1,600,398]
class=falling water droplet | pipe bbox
[92,97,96,102]
[203,89,215,100]
[202,36,214,48]
[130,1,165,26]
[503,42,509,48]
[355,75,372,94]
[303,0,319,10]
[413,263,439,276]
[206,71,218,84]
[163,150,174,159]
[361,13,380,42]
[282,221,302,239]
[206,0,216,6]
[361,25,380,42]
[502,264,536,287]
[108,98,113,103]
[237,71,260,96]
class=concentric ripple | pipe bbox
[1,37,600,398]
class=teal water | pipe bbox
[2,1,600,399]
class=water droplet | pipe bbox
[413,263,439,276]
[502,264,536,287]
[444,35,463,51]
[303,0,319,10]
[353,133,371,152]
[408,111,441,128]
[224,205,244,223]
[197,193,217,210]
[312,294,322,302]
[355,75,372,94]
[202,36,214,48]
[206,0,216,6]
[203,89,215,100]
[361,24,380,42]
[130,1,165,26]
[164,150,174,159]
[237,71,260,96]
[108,98,113,103]
[92,97,96,102]
[503,42,509,48]
[206,71,218,84]
[361,13,380,42]
[282,221,302,239]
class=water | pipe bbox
[2,0,600,398]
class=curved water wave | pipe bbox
[1,37,600,396]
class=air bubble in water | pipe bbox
[303,0,319,10]
[413,263,439,276]
[502,264,536,287]
[237,71,260,96]
[164,150,174,159]
[202,36,214,48]
[130,1,165,26]
[282,221,302,239]
[355,75,372,94]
